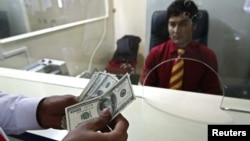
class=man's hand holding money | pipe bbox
[62,108,129,141]
[37,95,79,129]
[64,72,136,131]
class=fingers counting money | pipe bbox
[63,72,136,131]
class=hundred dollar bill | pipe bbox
[62,72,117,129]
[83,73,119,101]
[65,74,135,131]
[77,72,98,101]
[78,72,108,101]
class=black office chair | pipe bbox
[149,10,209,51]
[105,35,141,85]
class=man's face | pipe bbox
[168,13,195,48]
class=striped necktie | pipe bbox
[169,49,185,90]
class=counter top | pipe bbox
[1,67,250,141]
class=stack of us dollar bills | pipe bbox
[61,72,136,131]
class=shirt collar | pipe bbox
[169,40,194,54]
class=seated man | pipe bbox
[140,0,222,95]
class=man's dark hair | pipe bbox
[166,0,199,23]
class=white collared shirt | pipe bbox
[0,92,43,139]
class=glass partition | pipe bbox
[0,0,107,41]
[0,0,113,77]
[0,0,249,101]
[140,58,240,123]
[145,0,250,114]
[220,85,250,113]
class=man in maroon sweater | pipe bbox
[141,0,222,95]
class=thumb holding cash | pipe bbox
[62,108,129,141]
